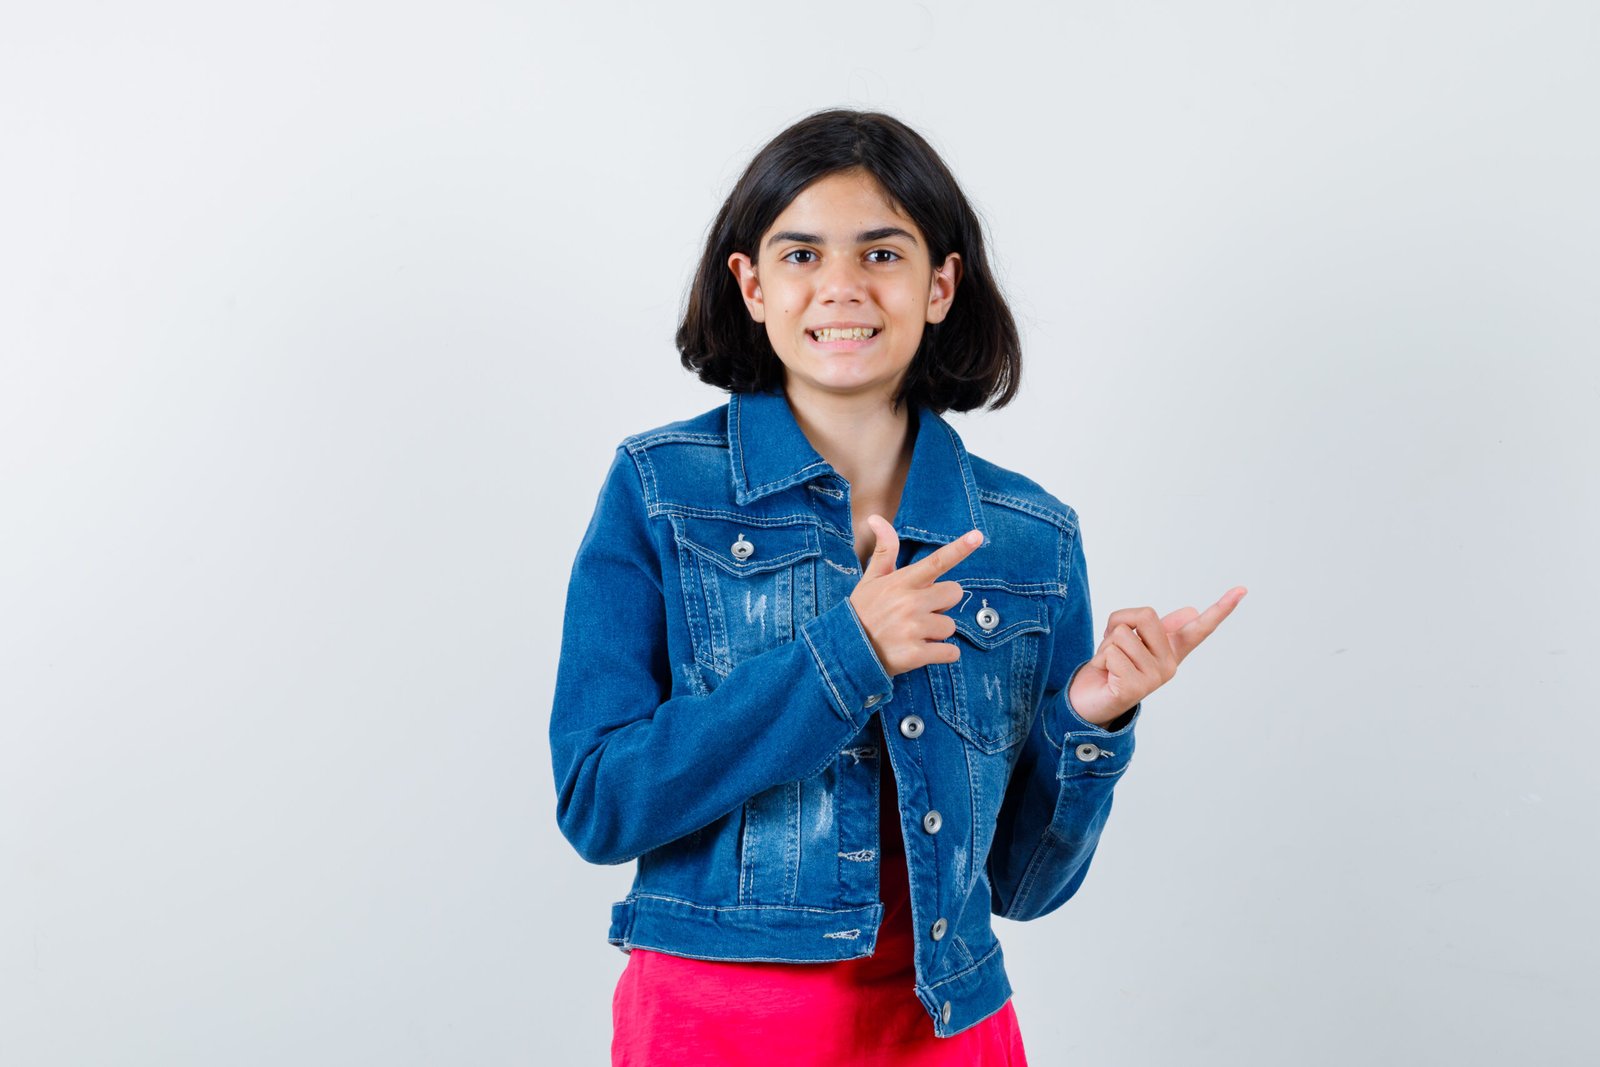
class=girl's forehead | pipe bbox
[765,170,921,241]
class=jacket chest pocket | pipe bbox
[932,585,1052,754]
[669,514,822,675]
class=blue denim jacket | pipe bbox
[550,386,1142,1038]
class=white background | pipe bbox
[3,1,1596,1063]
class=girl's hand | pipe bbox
[1068,587,1248,726]
[849,515,981,677]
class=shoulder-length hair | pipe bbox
[676,109,1022,415]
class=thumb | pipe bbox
[861,514,899,581]
[1163,607,1199,633]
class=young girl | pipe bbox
[551,108,1245,1065]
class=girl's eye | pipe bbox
[780,248,901,265]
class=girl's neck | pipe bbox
[781,381,915,507]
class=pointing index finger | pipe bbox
[902,529,985,584]
[1173,586,1247,660]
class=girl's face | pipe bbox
[728,167,961,408]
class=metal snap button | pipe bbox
[922,810,942,834]
[941,1000,952,1025]
[864,693,880,708]
[1075,742,1102,762]
[730,534,754,561]
[898,715,925,739]
[930,917,948,941]
[975,598,999,631]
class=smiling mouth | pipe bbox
[809,327,879,342]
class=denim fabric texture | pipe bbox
[550,386,1142,1038]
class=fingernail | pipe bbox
[964,530,982,545]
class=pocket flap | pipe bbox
[949,586,1051,649]
[670,515,822,577]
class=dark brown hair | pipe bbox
[675,109,1022,414]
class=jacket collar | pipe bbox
[728,387,988,545]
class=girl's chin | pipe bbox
[783,352,902,374]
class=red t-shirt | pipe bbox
[610,724,1028,1065]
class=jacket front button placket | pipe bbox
[922,810,942,834]
[930,917,947,941]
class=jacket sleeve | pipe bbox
[986,514,1142,921]
[549,445,895,867]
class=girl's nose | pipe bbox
[816,258,868,302]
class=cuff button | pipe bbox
[1075,742,1102,762]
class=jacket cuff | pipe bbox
[799,598,895,732]
[1056,661,1139,779]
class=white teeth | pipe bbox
[812,327,878,342]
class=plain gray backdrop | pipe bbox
[3,1,1596,1064]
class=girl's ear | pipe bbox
[926,251,963,324]
[728,252,765,323]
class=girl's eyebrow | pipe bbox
[765,226,920,249]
